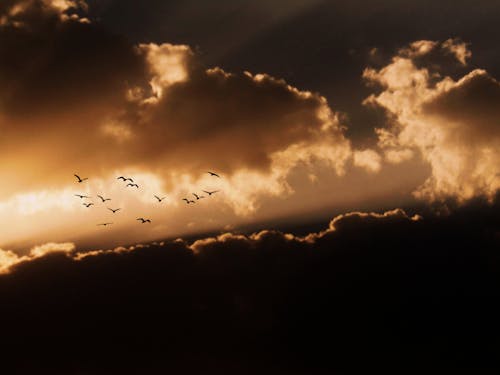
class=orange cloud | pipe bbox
[364,39,500,202]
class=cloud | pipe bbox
[353,149,382,173]
[364,39,500,202]
[1,208,416,273]
[0,0,354,215]
[0,241,74,272]
[1,200,499,372]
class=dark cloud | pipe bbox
[0,0,145,120]
[423,70,500,143]
[1,200,500,373]
[89,0,500,143]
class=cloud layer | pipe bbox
[1,200,499,373]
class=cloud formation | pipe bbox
[364,39,500,201]
[0,0,353,214]
[0,208,418,273]
[1,200,499,372]
[0,241,74,272]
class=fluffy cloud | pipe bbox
[353,149,382,173]
[0,0,354,215]
[364,39,500,201]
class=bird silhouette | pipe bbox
[207,171,220,178]
[118,176,134,182]
[203,190,219,196]
[193,193,205,200]
[154,195,166,202]
[137,218,151,223]
[108,207,121,213]
[182,198,195,204]
[126,183,139,188]
[97,223,113,226]
[83,203,94,208]
[97,195,111,202]
[75,194,91,199]
[74,174,88,183]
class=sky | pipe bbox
[1,0,498,252]
[0,1,499,372]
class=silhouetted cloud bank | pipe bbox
[1,199,499,373]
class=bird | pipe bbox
[108,207,121,213]
[97,195,111,202]
[75,194,90,199]
[182,198,195,204]
[193,193,205,200]
[126,183,139,188]
[154,195,166,202]
[83,203,94,208]
[203,190,219,196]
[97,223,113,226]
[118,176,134,182]
[137,218,151,223]
[74,174,88,183]
[207,171,220,178]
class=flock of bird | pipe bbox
[73,172,221,227]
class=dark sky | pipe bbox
[88,0,500,141]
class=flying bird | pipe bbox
[193,193,205,200]
[97,195,111,202]
[74,174,88,183]
[207,171,220,178]
[83,203,94,208]
[126,183,139,188]
[118,176,134,182]
[97,223,113,226]
[202,190,219,196]
[182,198,195,204]
[137,218,151,223]
[107,208,121,213]
[75,194,90,199]
[154,195,166,202]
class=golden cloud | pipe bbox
[0,0,356,216]
[364,39,500,202]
